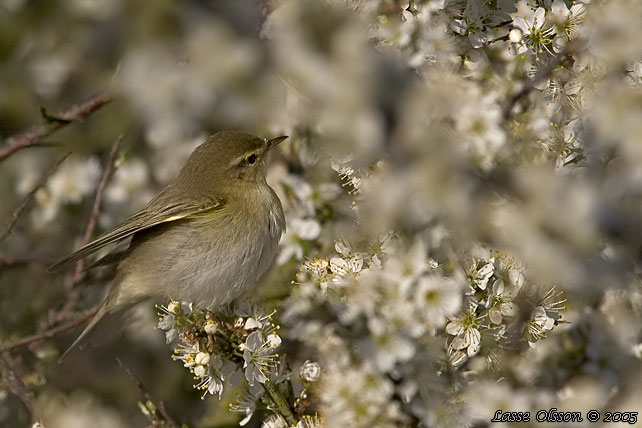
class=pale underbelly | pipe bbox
[116,215,279,308]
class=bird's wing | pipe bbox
[48,195,225,271]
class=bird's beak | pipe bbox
[265,135,288,152]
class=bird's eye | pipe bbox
[246,154,257,165]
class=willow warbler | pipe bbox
[50,131,287,359]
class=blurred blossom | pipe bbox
[413,274,462,329]
[147,132,204,183]
[455,88,506,170]
[276,216,321,265]
[26,157,100,226]
[1,0,25,12]
[556,377,609,414]
[68,0,121,19]
[14,156,41,196]
[105,158,151,205]
[466,381,530,425]
[367,316,415,371]
[40,391,131,428]
[48,157,100,204]
[119,47,201,141]
[320,361,398,427]
[28,49,77,97]
[268,0,384,156]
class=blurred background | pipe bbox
[1,0,642,427]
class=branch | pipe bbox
[0,153,71,244]
[50,135,123,326]
[503,47,571,119]
[72,135,123,283]
[0,92,113,163]
[262,379,298,426]
[0,305,99,353]
[0,352,44,425]
[116,358,179,428]
[0,137,122,351]
[488,34,510,44]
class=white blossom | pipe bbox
[413,275,462,329]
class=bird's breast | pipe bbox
[121,184,285,308]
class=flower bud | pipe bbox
[300,360,321,382]
[204,321,217,335]
[509,29,523,43]
[195,351,210,366]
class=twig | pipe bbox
[0,92,113,163]
[72,135,123,283]
[262,379,298,426]
[49,136,123,327]
[116,358,179,428]
[0,352,44,425]
[0,137,121,351]
[0,153,71,244]
[503,48,570,119]
[488,34,510,44]
[0,305,99,353]
[387,374,422,427]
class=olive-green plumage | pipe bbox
[50,131,287,360]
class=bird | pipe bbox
[49,131,287,360]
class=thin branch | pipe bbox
[262,379,298,426]
[503,47,571,119]
[0,305,99,353]
[72,135,123,283]
[387,374,422,427]
[0,153,71,244]
[116,358,179,428]
[488,34,510,44]
[0,92,113,163]
[0,352,44,425]
[49,136,123,327]
[0,137,122,352]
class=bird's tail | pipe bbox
[58,301,113,363]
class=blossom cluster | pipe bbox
[157,301,322,427]
[284,221,565,426]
